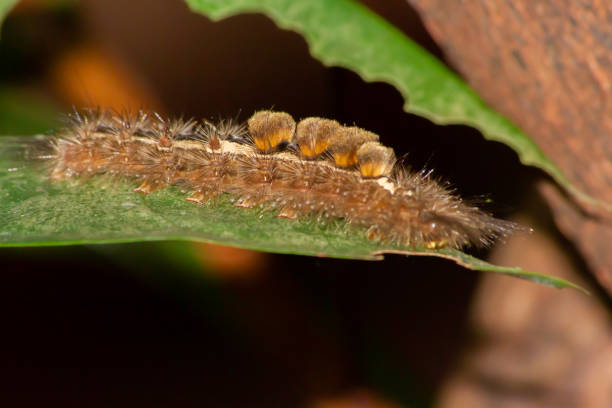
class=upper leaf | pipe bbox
[185,0,608,211]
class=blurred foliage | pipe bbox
[0,88,59,134]
[0,0,17,28]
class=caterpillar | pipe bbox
[43,108,524,250]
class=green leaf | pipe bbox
[0,0,18,30]
[185,0,611,212]
[0,88,61,135]
[0,136,588,294]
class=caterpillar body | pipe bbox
[45,108,523,250]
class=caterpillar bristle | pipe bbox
[42,108,527,250]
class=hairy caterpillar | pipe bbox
[43,108,524,250]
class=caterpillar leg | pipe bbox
[277,207,299,220]
[185,189,220,205]
[133,179,161,194]
[424,240,448,250]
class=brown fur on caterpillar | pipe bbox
[45,108,525,249]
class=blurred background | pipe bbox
[1,0,611,407]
